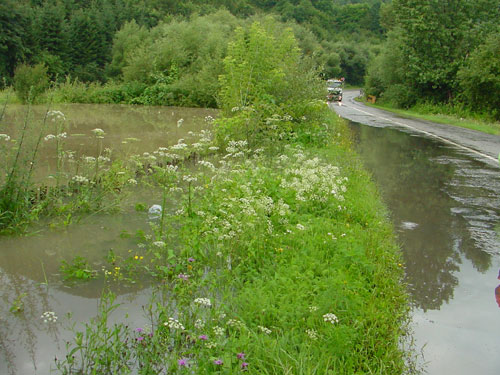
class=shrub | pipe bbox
[13,63,50,103]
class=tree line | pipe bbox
[365,0,500,119]
[1,0,385,90]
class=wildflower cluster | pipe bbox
[280,152,347,203]
[194,298,212,307]
[41,311,58,323]
[47,110,66,122]
[323,313,339,324]
[165,317,185,330]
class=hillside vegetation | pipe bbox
[1,0,386,106]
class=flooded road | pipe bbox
[333,95,500,374]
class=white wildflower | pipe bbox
[306,329,318,340]
[213,326,225,336]
[41,311,58,323]
[177,118,184,127]
[91,128,105,138]
[47,110,66,121]
[84,156,96,163]
[153,241,165,248]
[258,326,272,335]
[309,306,318,312]
[72,175,89,184]
[323,313,339,324]
[182,175,197,183]
[198,160,216,171]
[0,134,10,141]
[44,134,56,141]
[194,319,205,329]
[296,223,305,231]
[164,317,184,330]
[194,298,212,307]
[127,178,137,185]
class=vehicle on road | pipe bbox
[327,79,343,102]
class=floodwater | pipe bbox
[1,103,217,181]
[348,122,500,375]
[0,104,216,375]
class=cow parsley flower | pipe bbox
[194,298,212,307]
[323,313,339,324]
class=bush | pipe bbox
[13,63,50,103]
[457,33,500,120]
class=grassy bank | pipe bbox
[2,21,412,374]
[360,98,500,135]
[53,109,411,374]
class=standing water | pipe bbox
[0,104,216,375]
[348,121,500,375]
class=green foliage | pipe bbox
[457,32,500,120]
[9,293,27,313]
[60,256,97,281]
[13,63,49,104]
[366,0,500,117]
[0,0,32,84]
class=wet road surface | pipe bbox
[333,90,500,166]
[331,91,500,375]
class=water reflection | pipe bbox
[348,122,500,311]
[1,103,217,180]
[0,103,214,374]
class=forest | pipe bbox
[1,0,499,118]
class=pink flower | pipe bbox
[237,352,245,360]
[241,362,249,370]
[188,257,195,262]
[198,334,208,340]
[214,359,223,365]
[178,358,188,367]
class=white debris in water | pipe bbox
[148,204,162,219]
[401,221,419,230]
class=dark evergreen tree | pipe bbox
[0,0,33,84]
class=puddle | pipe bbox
[348,122,500,375]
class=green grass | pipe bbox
[359,97,500,135]
[54,107,413,374]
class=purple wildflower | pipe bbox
[237,352,245,360]
[136,336,144,342]
[198,334,208,340]
[241,362,249,370]
[214,359,223,365]
[188,257,195,262]
[178,273,189,281]
[135,328,143,333]
[178,358,188,367]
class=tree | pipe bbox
[390,0,470,101]
[67,8,108,81]
[458,33,500,120]
[0,0,32,84]
[13,63,49,103]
